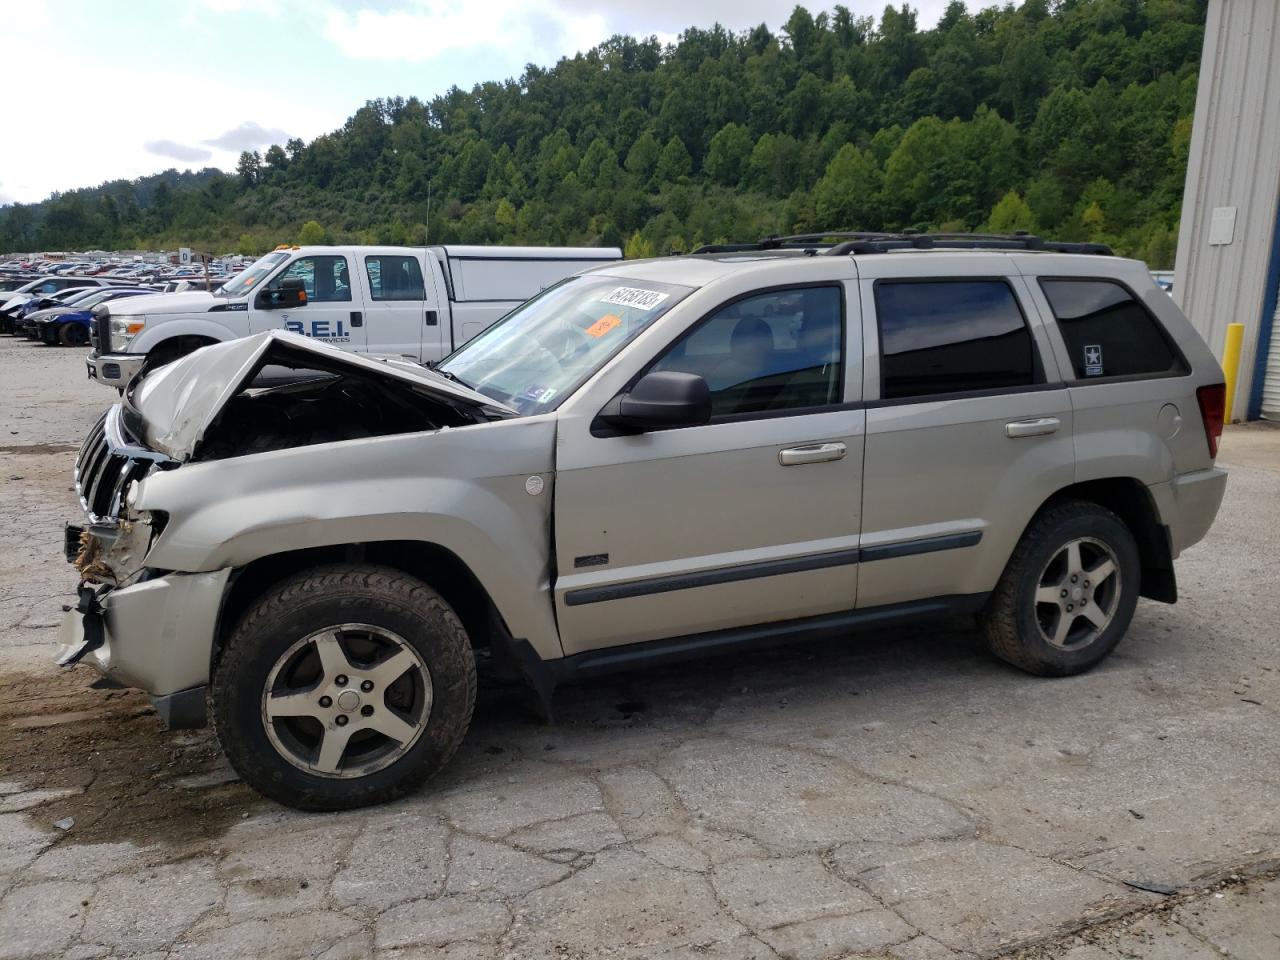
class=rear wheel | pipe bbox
[982,501,1140,676]
[212,565,476,810]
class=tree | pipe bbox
[705,123,753,186]
[985,190,1035,233]
[624,230,655,259]
[297,220,328,244]
[653,136,693,184]
[236,150,262,185]
[237,233,262,257]
[624,132,661,185]
[813,145,882,229]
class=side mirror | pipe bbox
[600,371,712,433]
[260,277,307,309]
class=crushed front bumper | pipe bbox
[57,568,232,728]
[85,351,144,387]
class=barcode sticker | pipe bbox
[601,287,669,311]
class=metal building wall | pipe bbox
[1173,0,1280,420]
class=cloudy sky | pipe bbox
[0,0,964,206]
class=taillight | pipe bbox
[1196,383,1226,459]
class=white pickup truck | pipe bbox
[86,244,621,387]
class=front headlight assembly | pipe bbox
[109,315,146,351]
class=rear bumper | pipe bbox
[1151,467,1228,557]
[86,351,144,387]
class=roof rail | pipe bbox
[689,231,1113,257]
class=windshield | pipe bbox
[219,251,289,297]
[438,274,693,415]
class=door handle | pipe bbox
[779,442,847,466]
[425,310,438,326]
[349,311,363,327]
[1005,417,1060,438]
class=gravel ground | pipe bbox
[0,335,1277,959]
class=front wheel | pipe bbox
[59,323,89,346]
[982,501,1140,676]
[212,565,476,810]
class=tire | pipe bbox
[59,323,89,346]
[981,501,1140,676]
[212,564,477,811]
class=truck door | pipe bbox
[357,253,439,360]
[256,253,366,351]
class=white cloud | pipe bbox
[203,122,293,152]
[144,140,215,163]
[321,0,609,62]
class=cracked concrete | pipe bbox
[1,338,1278,959]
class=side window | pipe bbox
[365,255,425,301]
[1039,278,1186,380]
[278,256,351,303]
[651,286,843,417]
[875,280,1037,400]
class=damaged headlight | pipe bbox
[109,315,146,351]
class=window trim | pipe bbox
[595,280,849,433]
[363,254,426,303]
[871,276,1046,403]
[1035,275,1191,384]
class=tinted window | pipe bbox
[652,286,843,417]
[278,256,351,303]
[1039,279,1184,380]
[365,255,425,301]
[876,280,1036,400]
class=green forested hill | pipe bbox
[0,0,1206,266]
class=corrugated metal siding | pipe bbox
[1263,288,1280,419]
[1174,0,1280,420]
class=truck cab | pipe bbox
[85,244,621,387]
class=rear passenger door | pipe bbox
[1023,269,1204,491]
[856,262,1076,610]
[359,253,435,360]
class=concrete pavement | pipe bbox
[1,337,1277,959]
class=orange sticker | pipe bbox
[585,313,622,337]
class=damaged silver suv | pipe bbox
[59,233,1229,810]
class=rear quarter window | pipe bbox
[1038,278,1187,380]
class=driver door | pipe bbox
[552,281,865,655]
[256,253,366,351]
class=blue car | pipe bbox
[28,288,152,346]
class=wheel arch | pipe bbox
[1035,477,1176,603]
[213,540,504,672]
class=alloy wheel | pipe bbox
[261,623,432,778]
[1033,537,1122,650]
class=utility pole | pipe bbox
[425,181,432,246]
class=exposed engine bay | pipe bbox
[195,372,484,461]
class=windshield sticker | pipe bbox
[585,313,622,338]
[601,287,670,311]
[1083,344,1103,376]
[521,385,558,404]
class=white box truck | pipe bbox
[86,244,622,387]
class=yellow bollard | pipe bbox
[1221,322,1245,423]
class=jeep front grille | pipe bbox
[73,408,167,524]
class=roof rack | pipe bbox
[690,231,1113,257]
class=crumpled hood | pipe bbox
[129,330,514,461]
[106,290,219,317]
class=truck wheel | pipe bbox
[212,565,476,811]
[981,501,1140,676]
[59,324,89,346]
